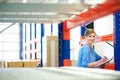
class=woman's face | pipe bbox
[85,33,96,44]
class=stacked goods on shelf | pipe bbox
[3,60,39,68]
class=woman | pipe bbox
[77,29,107,68]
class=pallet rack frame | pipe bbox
[58,0,120,70]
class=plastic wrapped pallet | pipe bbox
[42,36,58,67]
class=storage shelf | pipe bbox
[80,33,113,44]
[66,0,120,29]
[95,34,113,42]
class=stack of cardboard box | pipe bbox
[3,60,39,68]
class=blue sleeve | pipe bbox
[77,47,89,67]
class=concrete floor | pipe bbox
[0,67,120,80]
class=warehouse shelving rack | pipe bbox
[19,23,44,67]
[58,0,120,71]
[66,0,120,29]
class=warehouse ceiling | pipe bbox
[0,0,106,23]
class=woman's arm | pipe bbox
[88,57,108,68]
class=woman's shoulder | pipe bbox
[79,44,89,54]
[80,44,88,50]
[81,44,88,48]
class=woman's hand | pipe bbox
[100,56,108,63]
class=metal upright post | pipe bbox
[58,22,64,66]
[34,23,37,59]
[19,23,23,60]
[40,23,44,67]
[51,23,53,36]
[63,21,70,66]
[30,23,32,59]
[58,21,70,67]
[80,26,85,45]
[24,24,27,59]
[114,11,120,71]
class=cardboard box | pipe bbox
[7,61,23,68]
[23,61,38,67]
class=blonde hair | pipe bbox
[84,29,96,37]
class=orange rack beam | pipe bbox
[66,0,120,29]
[104,63,115,70]
[80,34,113,44]
[95,34,113,42]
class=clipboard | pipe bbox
[95,57,113,68]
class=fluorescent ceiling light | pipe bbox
[85,0,105,4]
[22,0,27,3]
